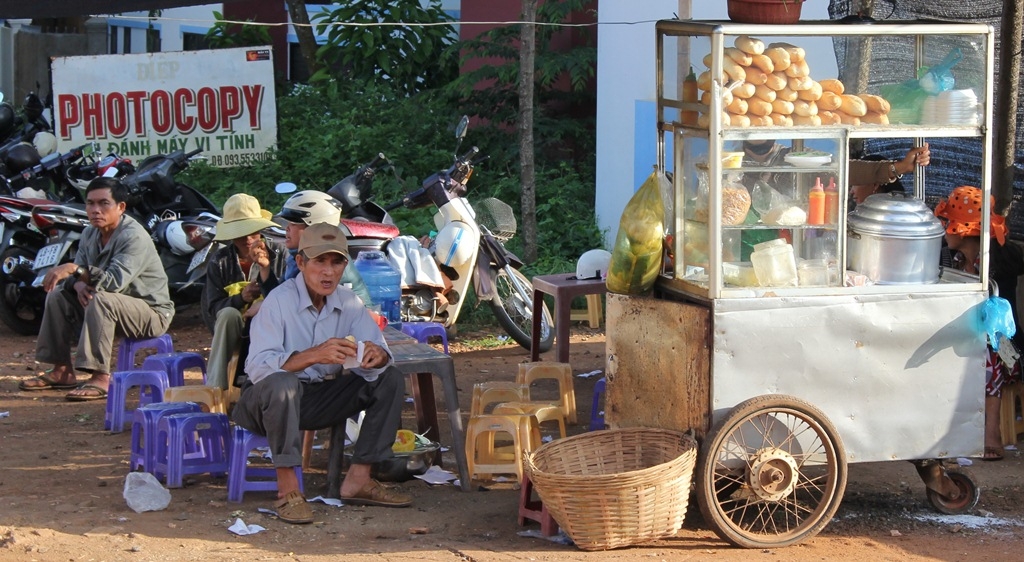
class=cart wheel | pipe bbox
[696,395,847,549]
[926,470,980,515]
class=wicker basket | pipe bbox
[727,0,804,25]
[523,427,697,551]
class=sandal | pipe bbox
[274,490,313,524]
[982,446,1004,461]
[19,372,78,391]
[65,384,108,402]
[341,479,412,508]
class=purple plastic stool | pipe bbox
[228,426,304,503]
[400,322,449,353]
[117,334,174,371]
[589,377,606,431]
[142,352,208,387]
[105,370,170,433]
[130,401,202,472]
[153,412,231,488]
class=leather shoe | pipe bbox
[341,479,412,507]
[274,490,314,524]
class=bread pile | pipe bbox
[695,35,892,128]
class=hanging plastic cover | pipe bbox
[606,170,668,295]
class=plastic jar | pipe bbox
[750,239,798,287]
[353,250,402,326]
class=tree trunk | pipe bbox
[285,0,321,77]
[518,0,538,263]
[994,0,1023,214]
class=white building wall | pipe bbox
[595,1,834,248]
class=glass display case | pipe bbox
[655,20,994,300]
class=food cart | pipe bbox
[605,19,996,548]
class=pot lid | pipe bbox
[848,193,946,238]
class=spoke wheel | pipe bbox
[697,395,847,549]
[926,470,979,515]
[489,267,553,352]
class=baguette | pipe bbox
[771,99,795,115]
[836,111,861,125]
[797,80,823,101]
[750,53,774,74]
[735,35,765,55]
[697,70,713,91]
[784,60,810,78]
[754,83,777,103]
[749,115,773,127]
[728,112,751,127]
[745,70,769,86]
[859,93,891,114]
[792,114,822,126]
[747,98,773,117]
[732,82,756,99]
[818,110,842,125]
[777,85,799,102]
[764,47,791,72]
[725,47,752,66]
[862,111,890,125]
[819,78,845,95]
[766,72,788,91]
[839,94,868,117]
[726,97,749,115]
[770,113,794,126]
[793,99,818,117]
[722,57,747,82]
[818,91,842,111]
[788,75,813,91]
[702,90,733,107]
[768,41,805,63]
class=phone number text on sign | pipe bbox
[207,152,275,167]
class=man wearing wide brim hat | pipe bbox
[234,222,412,523]
[202,193,288,391]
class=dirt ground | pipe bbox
[1,305,1023,562]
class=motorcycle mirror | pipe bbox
[275,182,297,194]
[455,115,470,140]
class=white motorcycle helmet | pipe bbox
[434,221,475,267]
[32,131,58,157]
[279,190,342,225]
[164,221,195,256]
[575,249,612,280]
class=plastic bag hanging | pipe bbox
[980,295,1016,351]
[606,171,667,295]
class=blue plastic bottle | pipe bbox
[353,250,402,327]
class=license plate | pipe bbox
[187,243,212,274]
[33,243,66,271]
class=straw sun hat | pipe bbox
[214,193,278,241]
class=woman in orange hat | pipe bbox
[935,186,1022,460]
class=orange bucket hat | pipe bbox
[934,185,1007,245]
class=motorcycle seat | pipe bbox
[340,218,399,239]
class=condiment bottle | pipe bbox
[682,66,698,126]
[824,177,839,224]
[807,177,825,225]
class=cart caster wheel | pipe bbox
[696,394,847,549]
[926,471,980,515]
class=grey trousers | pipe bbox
[36,288,171,373]
[231,367,404,468]
[206,307,244,391]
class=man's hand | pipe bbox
[74,280,96,308]
[241,280,261,303]
[360,341,390,369]
[42,262,78,293]
[249,238,271,280]
[309,337,359,366]
[897,143,930,175]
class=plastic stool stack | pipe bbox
[105,370,170,432]
[228,426,304,503]
[142,352,207,387]
[117,334,174,371]
[164,385,226,414]
[464,413,541,483]
[153,411,231,488]
[400,322,449,353]
[517,362,577,424]
[130,401,202,472]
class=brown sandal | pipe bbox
[982,446,1004,461]
[273,490,313,524]
[341,479,412,508]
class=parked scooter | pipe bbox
[386,116,554,352]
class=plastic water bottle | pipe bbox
[353,250,402,327]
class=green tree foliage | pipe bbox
[310,0,459,95]
[203,11,273,49]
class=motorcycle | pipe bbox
[385,116,554,352]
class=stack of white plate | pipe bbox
[921,89,979,125]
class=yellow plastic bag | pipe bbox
[606,171,667,295]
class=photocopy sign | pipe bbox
[51,47,277,167]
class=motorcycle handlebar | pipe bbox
[185,149,203,159]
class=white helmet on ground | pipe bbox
[279,190,343,226]
[575,249,612,280]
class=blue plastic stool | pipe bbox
[227,426,304,503]
[400,322,449,354]
[589,377,606,431]
[130,401,202,472]
[142,352,208,387]
[105,370,170,433]
[154,411,231,488]
[117,334,174,371]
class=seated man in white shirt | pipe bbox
[232,222,411,524]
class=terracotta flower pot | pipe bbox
[727,0,805,25]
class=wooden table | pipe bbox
[531,274,608,363]
[327,327,471,494]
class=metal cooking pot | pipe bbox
[847,193,945,284]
